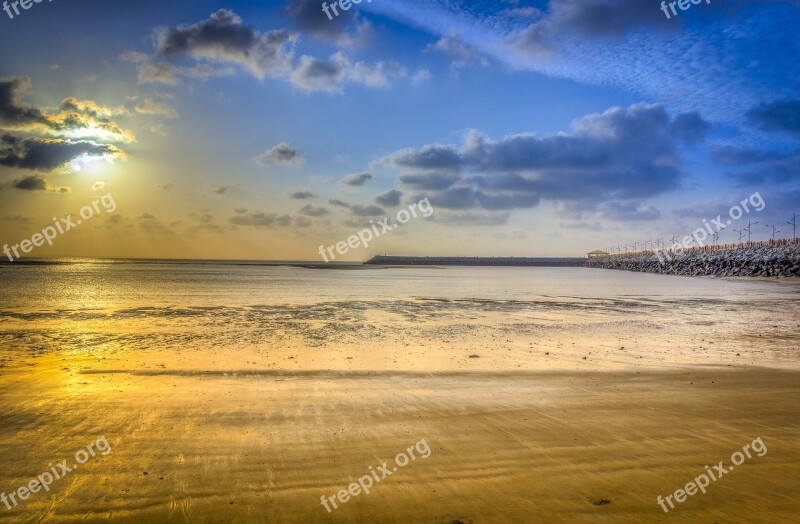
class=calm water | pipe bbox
[1,259,797,360]
[1,259,796,313]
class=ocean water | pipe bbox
[1,259,796,307]
[0,259,797,366]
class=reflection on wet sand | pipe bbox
[0,263,798,521]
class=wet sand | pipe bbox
[1,356,799,522]
[0,266,798,522]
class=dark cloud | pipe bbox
[350,204,385,216]
[285,0,357,41]
[746,99,800,134]
[0,77,46,127]
[0,78,133,143]
[0,76,133,172]
[398,172,461,190]
[329,199,350,208]
[383,104,694,212]
[715,145,800,185]
[147,10,400,93]
[383,144,462,171]
[254,142,305,166]
[122,52,235,86]
[289,190,317,199]
[670,112,711,143]
[411,186,541,211]
[551,0,674,38]
[300,204,329,217]
[340,172,374,186]
[229,212,307,227]
[325,198,384,216]
[155,9,296,79]
[0,134,126,171]
[13,174,48,191]
[513,0,676,55]
[291,55,347,92]
[212,184,234,195]
[1,214,31,224]
[229,212,278,227]
[374,189,402,207]
[290,52,397,92]
[475,191,542,211]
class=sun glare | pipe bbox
[70,153,115,173]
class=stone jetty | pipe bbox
[586,240,800,277]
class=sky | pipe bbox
[0,0,798,260]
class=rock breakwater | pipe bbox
[586,242,800,277]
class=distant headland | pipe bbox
[364,256,586,267]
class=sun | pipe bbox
[69,153,116,173]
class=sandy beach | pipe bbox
[0,264,798,522]
[1,361,798,522]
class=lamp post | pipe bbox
[743,220,759,243]
[765,224,779,241]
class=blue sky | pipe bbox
[0,0,798,259]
